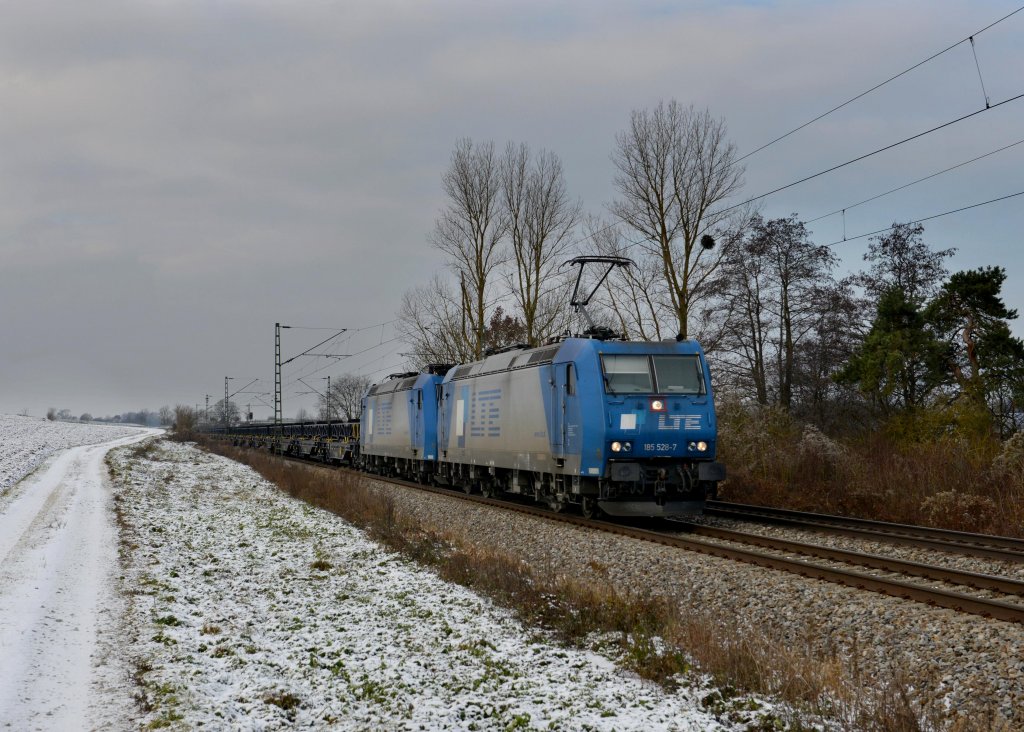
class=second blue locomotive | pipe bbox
[360,336,724,517]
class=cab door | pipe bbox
[550,363,580,461]
[411,387,423,453]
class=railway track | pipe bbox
[705,500,1024,562]
[228,445,1024,624]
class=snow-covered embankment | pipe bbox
[108,439,777,730]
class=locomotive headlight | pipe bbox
[611,441,623,453]
[688,441,696,451]
[650,399,665,412]
[623,442,632,452]
[697,440,708,452]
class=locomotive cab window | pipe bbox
[601,355,653,393]
[652,355,705,395]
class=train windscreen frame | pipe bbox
[601,354,705,395]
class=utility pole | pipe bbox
[323,375,331,437]
[274,323,283,432]
[205,394,213,425]
[224,376,234,429]
[275,321,346,442]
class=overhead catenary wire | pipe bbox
[735,5,1023,164]
[720,91,1024,215]
[280,318,399,384]
[281,335,404,390]
[805,136,1024,223]
[826,189,1024,246]
[285,319,399,332]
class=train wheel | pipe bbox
[580,496,602,520]
[480,481,494,499]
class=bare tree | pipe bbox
[501,143,580,345]
[319,373,371,421]
[791,278,866,429]
[717,234,773,404]
[430,138,507,359]
[212,399,240,427]
[716,215,841,412]
[172,405,199,436]
[588,216,671,340]
[611,101,744,339]
[763,217,839,410]
[397,274,477,365]
[158,405,173,427]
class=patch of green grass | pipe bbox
[310,547,333,572]
[151,632,176,646]
[144,710,184,729]
[263,691,301,710]
[353,678,389,705]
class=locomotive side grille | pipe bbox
[526,346,560,364]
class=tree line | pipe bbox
[400,99,1024,439]
[44,406,175,427]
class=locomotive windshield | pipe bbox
[601,355,654,393]
[601,354,705,395]
[652,355,705,395]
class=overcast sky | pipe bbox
[2,0,1022,419]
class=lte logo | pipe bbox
[657,414,701,431]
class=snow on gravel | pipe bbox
[0,414,146,493]
[109,439,778,731]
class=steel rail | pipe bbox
[706,501,1024,562]
[671,522,1024,596]
[225,445,1024,624]
[379,475,1024,623]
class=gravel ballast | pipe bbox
[360,474,1024,729]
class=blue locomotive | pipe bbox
[360,337,724,518]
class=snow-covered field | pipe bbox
[0,415,784,730]
[0,414,146,493]
[109,440,781,730]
